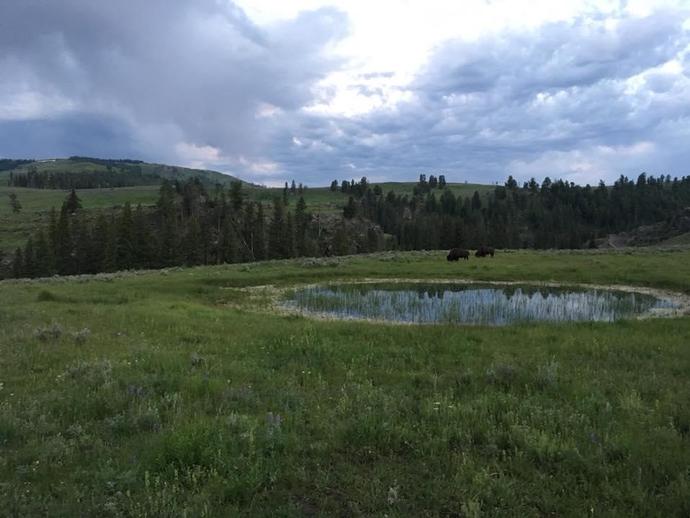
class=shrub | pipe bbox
[72,328,91,345]
[34,322,63,342]
[36,290,58,302]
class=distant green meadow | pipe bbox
[1,249,690,516]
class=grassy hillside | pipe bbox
[0,184,161,253]
[251,182,494,216]
[1,249,689,515]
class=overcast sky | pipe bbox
[1,0,689,186]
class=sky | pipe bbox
[1,0,689,186]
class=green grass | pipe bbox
[377,181,493,198]
[1,249,690,515]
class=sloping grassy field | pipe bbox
[0,184,161,253]
[1,249,689,516]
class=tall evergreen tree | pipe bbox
[133,204,153,269]
[295,196,308,256]
[253,203,267,261]
[34,229,54,277]
[55,207,72,275]
[23,238,35,278]
[63,189,82,213]
[12,248,23,278]
[102,216,118,272]
[72,212,92,274]
[116,202,136,269]
[268,198,289,259]
[8,192,21,213]
[343,196,357,219]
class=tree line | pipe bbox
[8,166,161,189]
[5,172,690,279]
[5,179,385,279]
[343,173,690,250]
[0,159,34,172]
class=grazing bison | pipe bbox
[447,248,470,261]
[475,246,495,258]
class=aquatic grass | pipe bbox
[285,283,676,325]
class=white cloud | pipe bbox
[175,142,222,169]
[2,0,690,185]
[507,141,657,184]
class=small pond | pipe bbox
[283,282,677,326]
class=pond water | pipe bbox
[283,283,676,326]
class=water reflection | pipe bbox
[284,283,676,325]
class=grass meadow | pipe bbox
[1,249,690,516]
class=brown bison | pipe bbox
[447,248,470,261]
[475,246,495,258]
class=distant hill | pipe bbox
[1,157,248,189]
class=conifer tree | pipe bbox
[253,203,267,261]
[332,223,351,256]
[8,192,21,213]
[295,196,309,256]
[286,212,296,258]
[63,189,82,213]
[34,229,54,277]
[158,181,179,266]
[343,196,357,219]
[72,212,91,274]
[229,182,243,213]
[23,237,35,278]
[90,214,109,273]
[102,216,118,272]
[220,217,240,264]
[116,202,135,269]
[12,248,23,278]
[268,198,288,259]
[184,215,203,265]
[243,202,256,261]
[133,204,153,269]
[471,191,482,211]
[55,207,72,275]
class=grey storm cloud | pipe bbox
[1,1,689,185]
[0,0,348,162]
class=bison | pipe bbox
[475,246,495,258]
[447,248,470,261]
